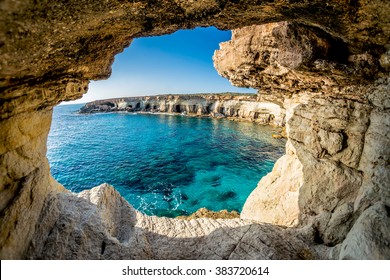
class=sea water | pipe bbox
[47,104,286,217]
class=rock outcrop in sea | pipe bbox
[1,1,389,259]
[79,93,286,126]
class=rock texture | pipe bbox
[80,93,286,126]
[0,109,56,259]
[27,184,317,259]
[213,23,381,94]
[241,141,303,227]
[215,23,390,257]
[177,207,240,220]
[1,1,389,260]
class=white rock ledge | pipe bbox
[26,183,318,260]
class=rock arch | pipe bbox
[1,0,389,259]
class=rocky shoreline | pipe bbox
[1,0,389,260]
[79,93,286,127]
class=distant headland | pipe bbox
[79,93,286,127]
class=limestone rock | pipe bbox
[241,141,303,227]
[240,87,373,246]
[216,22,388,252]
[318,129,343,156]
[354,79,390,214]
[1,0,390,260]
[271,133,284,139]
[0,109,56,259]
[337,203,390,260]
[79,93,286,127]
[213,23,379,94]
[27,184,318,260]
[2,0,388,94]
[177,207,240,220]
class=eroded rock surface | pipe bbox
[80,93,285,126]
[213,23,382,95]
[27,184,317,260]
[337,202,390,260]
[1,1,389,259]
[241,141,303,227]
[216,25,390,256]
[177,207,240,220]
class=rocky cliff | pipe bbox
[215,23,390,258]
[79,93,285,126]
[1,1,389,259]
[26,183,318,259]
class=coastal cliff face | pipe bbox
[1,1,389,259]
[80,94,286,126]
[215,23,390,257]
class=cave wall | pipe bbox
[1,0,389,259]
[215,23,390,257]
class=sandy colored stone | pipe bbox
[355,81,390,214]
[318,129,343,155]
[1,0,388,95]
[213,23,380,95]
[241,141,303,227]
[79,94,286,127]
[0,109,54,259]
[1,0,390,260]
[379,49,390,70]
[27,184,318,260]
[337,203,390,259]
[177,207,239,220]
[216,23,388,251]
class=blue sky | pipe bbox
[65,27,255,104]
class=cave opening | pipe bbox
[48,27,285,219]
[63,27,255,105]
[1,0,388,261]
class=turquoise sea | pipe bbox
[47,104,286,217]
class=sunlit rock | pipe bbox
[1,0,389,259]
